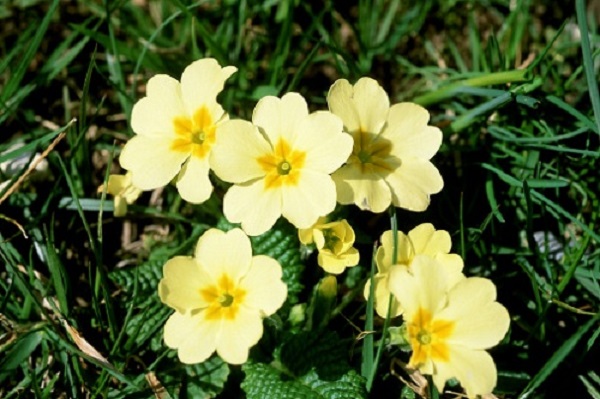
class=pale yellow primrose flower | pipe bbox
[158,228,287,365]
[327,77,444,213]
[389,256,510,398]
[103,172,142,217]
[211,93,353,236]
[120,58,236,204]
[298,217,359,274]
[364,223,463,318]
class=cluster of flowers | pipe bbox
[109,58,509,398]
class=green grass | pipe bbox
[1,0,599,398]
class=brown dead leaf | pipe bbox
[62,319,113,370]
[145,371,172,399]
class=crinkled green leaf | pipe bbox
[109,259,164,295]
[182,357,230,398]
[243,330,366,399]
[123,296,171,353]
[280,331,351,380]
[242,363,366,399]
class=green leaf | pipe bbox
[519,314,600,398]
[579,371,600,399]
[122,297,171,353]
[184,357,230,398]
[242,362,367,399]
[0,331,44,384]
[279,331,351,380]
[0,0,58,104]
[110,259,164,295]
[159,357,229,399]
[243,330,366,399]
[576,0,600,135]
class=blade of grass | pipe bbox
[519,314,600,398]
[0,0,59,105]
[44,223,70,318]
[105,0,132,118]
[545,95,598,134]
[413,69,529,106]
[575,0,600,137]
[481,163,600,243]
[450,92,513,132]
[55,154,118,345]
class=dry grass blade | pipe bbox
[145,371,173,399]
[61,318,113,369]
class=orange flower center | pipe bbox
[348,130,395,174]
[199,274,246,321]
[407,307,455,367]
[257,138,306,189]
[171,106,217,159]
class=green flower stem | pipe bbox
[427,375,440,398]
[366,207,399,391]
[413,69,530,107]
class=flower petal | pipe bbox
[432,345,498,398]
[281,170,336,229]
[252,93,309,145]
[240,255,287,316]
[216,307,263,364]
[386,158,443,212]
[106,174,128,195]
[194,228,253,283]
[376,230,413,271]
[352,77,390,134]
[295,111,353,173]
[384,103,442,160]
[327,78,389,134]
[364,267,404,318]
[332,163,392,213]
[434,253,464,283]
[119,135,188,190]
[327,79,359,131]
[176,156,213,204]
[389,256,450,316]
[211,120,271,183]
[131,75,186,137]
[180,58,237,116]
[408,223,451,255]
[223,180,282,236]
[159,256,212,313]
[437,277,510,349]
[298,226,315,245]
[163,311,219,364]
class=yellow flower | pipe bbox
[158,228,287,365]
[364,223,463,318]
[102,172,142,217]
[211,93,353,236]
[327,77,443,213]
[120,58,237,204]
[389,256,510,398]
[298,217,359,274]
